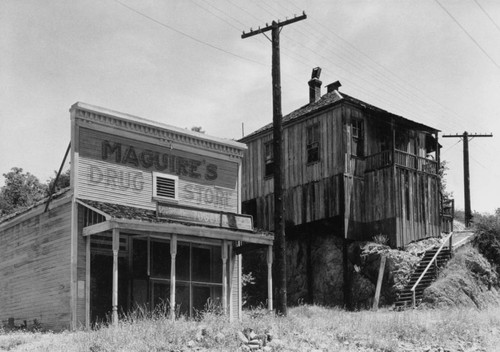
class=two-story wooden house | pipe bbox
[0,103,273,330]
[240,69,441,305]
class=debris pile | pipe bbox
[237,328,277,351]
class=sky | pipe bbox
[1,0,500,214]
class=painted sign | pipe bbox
[78,127,238,189]
[157,204,253,231]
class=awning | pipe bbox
[77,199,274,245]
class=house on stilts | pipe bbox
[239,68,444,306]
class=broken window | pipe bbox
[264,140,274,177]
[306,123,320,163]
[351,119,364,157]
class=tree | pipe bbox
[439,160,453,199]
[190,126,205,133]
[46,169,71,194]
[0,167,47,216]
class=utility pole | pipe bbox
[242,13,307,316]
[442,132,493,227]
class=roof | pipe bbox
[240,89,439,142]
[78,199,274,244]
[0,187,72,225]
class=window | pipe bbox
[162,242,222,317]
[153,172,178,201]
[264,140,274,177]
[306,123,320,163]
[351,119,364,157]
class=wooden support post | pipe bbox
[112,229,119,326]
[222,240,228,315]
[373,255,386,310]
[267,245,274,312]
[85,236,91,330]
[242,12,307,317]
[442,132,493,227]
[222,241,228,315]
[170,235,177,320]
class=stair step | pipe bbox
[395,245,453,309]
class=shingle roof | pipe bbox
[78,199,273,237]
[0,187,72,225]
[79,199,159,222]
[240,89,438,142]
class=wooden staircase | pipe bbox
[395,246,452,309]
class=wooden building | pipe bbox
[0,102,273,331]
[239,69,441,305]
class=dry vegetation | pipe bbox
[3,217,500,351]
[1,305,500,352]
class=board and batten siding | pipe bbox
[242,107,344,202]
[394,168,440,247]
[358,166,440,247]
[76,127,239,213]
[0,197,72,331]
[241,107,344,230]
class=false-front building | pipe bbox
[240,70,441,305]
[0,103,273,331]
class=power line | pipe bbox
[473,0,500,35]
[434,0,500,70]
[283,1,482,131]
[112,0,266,67]
[263,1,482,132]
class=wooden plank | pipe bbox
[267,245,273,311]
[373,255,386,310]
[170,234,177,320]
[222,240,228,315]
[111,229,119,326]
[82,221,113,236]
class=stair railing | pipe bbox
[411,232,454,307]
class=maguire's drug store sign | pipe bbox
[77,127,239,212]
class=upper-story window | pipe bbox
[264,140,274,178]
[351,119,364,157]
[306,123,320,163]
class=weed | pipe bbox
[372,233,389,245]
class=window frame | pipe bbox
[264,140,274,178]
[351,119,364,157]
[306,123,320,164]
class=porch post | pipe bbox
[391,120,396,165]
[112,228,120,326]
[170,234,177,320]
[85,236,91,330]
[267,245,273,311]
[222,240,228,315]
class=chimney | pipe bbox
[308,67,322,103]
[326,80,342,93]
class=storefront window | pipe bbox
[131,239,223,317]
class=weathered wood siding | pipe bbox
[354,166,440,247]
[0,197,72,331]
[247,174,343,231]
[394,168,440,247]
[241,107,344,229]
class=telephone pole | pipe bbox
[442,132,493,227]
[242,13,307,316]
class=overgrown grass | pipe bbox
[2,305,500,351]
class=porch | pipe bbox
[364,149,438,175]
[77,200,274,327]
